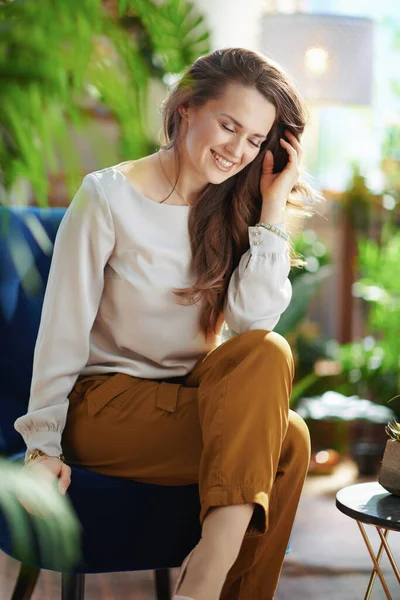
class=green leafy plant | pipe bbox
[337,224,400,408]
[128,0,210,73]
[275,265,332,338]
[275,228,332,338]
[0,0,210,205]
[0,460,80,570]
[276,229,333,403]
[341,164,378,232]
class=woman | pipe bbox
[15,47,319,599]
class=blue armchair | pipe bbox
[0,205,202,600]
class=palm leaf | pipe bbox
[0,460,81,570]
[129,0,210,73]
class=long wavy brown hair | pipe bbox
[159,47,321,340]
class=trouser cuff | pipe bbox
[200,485,270,538]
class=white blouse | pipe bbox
[14,164,292,458]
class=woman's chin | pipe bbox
[203,167,235,185]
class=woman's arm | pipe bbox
[14,173,115,460]
[223,129,302,334]
[223,224,292,334]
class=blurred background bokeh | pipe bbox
[1,0,400,598]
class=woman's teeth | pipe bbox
[211,149,234,169]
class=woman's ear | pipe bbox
[178,105,188,120]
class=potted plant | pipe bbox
[379,418,400,496]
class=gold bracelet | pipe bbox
[255,222,290,242]
[25,449,65,465]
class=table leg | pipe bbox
[375,527,400,584]
[361,527,389,600]
[356,521,399,600]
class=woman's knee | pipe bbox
[232,329,295,379]
[285,410,311,467]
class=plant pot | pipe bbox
[378,440,400,496]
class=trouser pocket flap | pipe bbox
[156,381,181,413]
[86,373,135,416]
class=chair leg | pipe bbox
[11,564,40,600]
[10,563,40,600]
[61,573,85,600]
[154,568,171,600]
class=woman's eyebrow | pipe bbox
[220,113,267,139]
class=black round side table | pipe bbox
[336,481,400,600]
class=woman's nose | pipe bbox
[225,135,245,159]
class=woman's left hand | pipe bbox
[259,130,302,213]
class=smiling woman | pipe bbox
[156,47,320,338]
[14,47,318,600]
[171,83,276,183]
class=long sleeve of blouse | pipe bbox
[223,225,292,334]
[14,174,115,459]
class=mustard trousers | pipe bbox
[62,329,311,600]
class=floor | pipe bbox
[1,460,400,599]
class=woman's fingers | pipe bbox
[17,458,70,517]
[283,130,303,163]
[262,149,274,175]
[280,137,298,170]
[58,463,72,495]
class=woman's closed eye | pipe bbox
[220,123,261,148]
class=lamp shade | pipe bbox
[261,13,374,104]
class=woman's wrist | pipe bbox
[255,222,289,242]
[25,449,65,466]
[24,455,49,467]
[259,203,286,225]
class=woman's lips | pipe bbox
[210,149,236,172]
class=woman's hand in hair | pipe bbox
[259,130,302,223]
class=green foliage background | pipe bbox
[0,0,210,205]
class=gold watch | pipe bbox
[25,449,65,464]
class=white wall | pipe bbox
[192,0,269,51]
